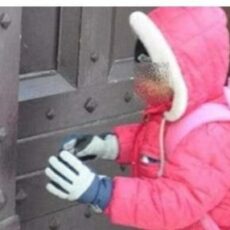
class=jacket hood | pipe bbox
[130,7,230,121]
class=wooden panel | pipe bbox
[19,72,75,102]
[17,112,139,175]
[111,7,151,61]
[108,59,134,82]
[18,80,143,139]
[78,8,113,86]
[0,6,21,226]
[57,7,81,85]
[16,114,136,223]
[16,172,70,222]
[16,162,129,221]
[21,205,130,230]
[16,7,149,229]
[0,216,20,230]
[20,7,59,74]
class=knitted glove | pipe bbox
[45,151,112,210]
[62,133,119,161]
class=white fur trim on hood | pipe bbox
[129,11,188,122]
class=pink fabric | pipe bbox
[201,215,221,230]
[105,7,230,230]
[114,123,141,164]
[148,7,229,113]
[166,102,230,230]
[166,102,230,155]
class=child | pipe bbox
[45,7,230,230]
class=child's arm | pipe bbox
[113,123,141,164]
[105,122,230,229]
[45,123,141,214]
[60,123,140,163]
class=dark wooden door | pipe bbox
[16,7,151,230]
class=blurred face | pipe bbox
[134,54,173,106]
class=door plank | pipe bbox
[57,7,81,86]
[78,8,113,86]
[20,7,59,74]
[18,80,143,139]
[0,7,21,229]
[21,204,130,230]
[17,112,139,175]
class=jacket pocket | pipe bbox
[138,152,160,178]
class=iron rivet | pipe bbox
[0,127,6,142]
[46,108,55,120]
[120,165,126,172]
[49,217,60,230]
[0,190,7,210]
[0,13,11,29]
[84,97,98,113]
[124,92,132,103]
[16,188,28,203]
[84,206,92,218]
[90,52,99,62]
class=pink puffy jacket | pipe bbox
[105,7,230,230]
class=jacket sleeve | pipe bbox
[113,123,141,164]
[105,122,230,229]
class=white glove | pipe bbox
[62,134,119,160]
[45,151,96,201]
[45,151,113,210]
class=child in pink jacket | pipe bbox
[45,7,230,230]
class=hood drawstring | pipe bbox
[157,117,167,177]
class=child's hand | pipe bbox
[45,151,112,210]
[62,133,119,160]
